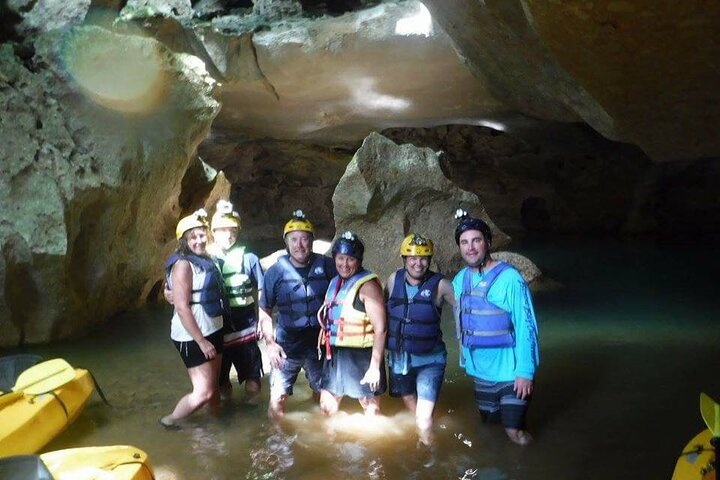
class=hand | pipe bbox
[360,366,380,392]
[267,342,287,370]
[163,285,174,305]
[198,339,217,360]
[514,376,533,400]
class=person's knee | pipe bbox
[246,379,261,394]
[193,387,215,405]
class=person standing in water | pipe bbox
[384,233,454,445]
[452,209,539,445]
[209,200,265,403]
[258,210,336,419]
[318,231,387,416]
[161,209,225,429]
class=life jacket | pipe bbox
[221,244,254,308]
[322,270,378,349]
[459,262,514,348]
[276,254,331,330]
[165,253,226,319]
[386,269,443,354]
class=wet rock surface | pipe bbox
[0,27,220,346]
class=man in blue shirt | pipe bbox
[452,210,539,445]
[258,210,336,419]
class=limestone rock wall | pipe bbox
[0,27,220,346]
[421,0,720,161]
[199,139,350,250]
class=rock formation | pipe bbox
[421,0,720,161]
[0,27,220,346]
[332,132,509,281]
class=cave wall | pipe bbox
[421,0,720,161]
[0,27,220,346]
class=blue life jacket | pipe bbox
[165,253,227,319]
[386,269,443,354]
[276,254,331,330]
[460,262,514,348]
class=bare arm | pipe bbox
[359,279,387,391]
[171,260,217,359]
[437,278,456,308]
[383,273,395,302]
[258,306,286,368]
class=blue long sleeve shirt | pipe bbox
[452,263,539,382]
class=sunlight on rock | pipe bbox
[473,119,507,132]
[395,3,433,37]
[349,77,411,113]
[62,27,166,113]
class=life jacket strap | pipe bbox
[462,308,508,316]
[463,329,512,337]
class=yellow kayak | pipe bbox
[0,446,154,480]
[42,445,154,480]
[672,429,716,480]
[0,368,94,456]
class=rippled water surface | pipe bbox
[4,236,720,479]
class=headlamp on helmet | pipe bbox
[453,208,492,245]
[283,209,315,237]
[211,199,241,231]
[332,231,365,260]
[400,233,434,257]
[176,208,209,240]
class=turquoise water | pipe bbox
[3,235,720,479]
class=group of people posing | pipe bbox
[160,202,539,446]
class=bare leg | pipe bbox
[505,428,533,445]
[415,398,435,446]
[358,396,380,416]
[163,355,222,424]
[320,389,342,416]
[401,394,417,413]
[219,382,233,400]
[245,378,261,404]
[268,392,287,420]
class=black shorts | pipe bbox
[220,341,264,386]
[173,329,224,369]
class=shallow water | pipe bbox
[4,235,720,480]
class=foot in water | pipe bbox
[159,415,181,431]
[219,384,233,401]
[505,428,533,445]
[416,441,436,468]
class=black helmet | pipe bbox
[332,231,365,260]
[454,209,492,245]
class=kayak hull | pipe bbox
[672,429,717,480]
[0,369,94,457]
[41,445,154,480]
